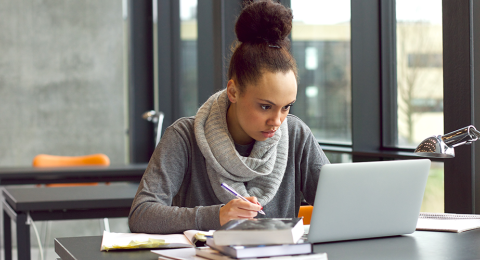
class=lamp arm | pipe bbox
[471,127,480,139]
[415,125,480,158]
[442,125,479,147]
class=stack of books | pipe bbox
[201,218,327,259]
[150,218,327,259]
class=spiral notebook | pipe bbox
[416,212,480,233]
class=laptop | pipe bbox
[307,159,431,243]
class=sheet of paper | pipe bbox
[153,248,328,260]
[152,248,205,260]
[100,231,193,251]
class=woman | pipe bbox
[128,0,329,234]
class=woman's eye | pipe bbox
[261,105,271,110]
[283,104,292,110]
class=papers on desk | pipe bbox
[152,247,328,260]
[153,248,225,260]
[101,230,215,251]
[100,231,194,251]
[416,212,480,233]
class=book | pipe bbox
[153,248,200,260]
[152,247,224,260]
[100,230,213,251]
[206,236,312,258]
[195,247,328,260]
[212,218,304,246]
[416,212,480,233]
[152,247,328,260]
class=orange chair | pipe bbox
[32,153,111,259]
[298,205,314,225]
[33,153,110,187]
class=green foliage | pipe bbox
[420,166,444,213]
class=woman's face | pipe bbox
[227,70,297,145]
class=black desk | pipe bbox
[2,184,138,260]
[0,163,147,185]
[54,230,480,260]
[56,236,158,260]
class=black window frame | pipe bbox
[130,0,480,213]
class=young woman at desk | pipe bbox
[128,0,329,234]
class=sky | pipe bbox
[180,0,442,25]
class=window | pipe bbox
[396,0,443,148]
[179,0,198,117]
[421,161,444,212]
[290,0,351,144]
[324,152,352,164]
[396,0,444,213]
[153,0,478,213]
[408,53,442,68]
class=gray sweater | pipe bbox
[128,114,330,234]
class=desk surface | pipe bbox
[56,236,158,260]
[0,163,147,185]
[2,183,139,211]
[55,230,480,260]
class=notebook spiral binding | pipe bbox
[419,212,480,220]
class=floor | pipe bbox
[1,247,57,260]
[1,218,130,260]
[0,184,131,260]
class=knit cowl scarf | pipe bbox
[194,89,288,206]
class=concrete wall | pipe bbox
[0,1,129,256]
[0,0,127,166]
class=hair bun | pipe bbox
[235,0,293,45]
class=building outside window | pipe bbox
[179,0,198,117]
[396,0,444,213]
[291,0,352,149]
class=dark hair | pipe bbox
[227,0,297,91]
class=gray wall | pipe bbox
[0,0,127,166]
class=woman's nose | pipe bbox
[268,111,283,126]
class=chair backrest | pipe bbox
[32,154,110,187]
[298,205,313,225]
[33,154,110,167]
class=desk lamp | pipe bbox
[414,125,480,158]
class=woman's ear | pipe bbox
[227,79,238,103]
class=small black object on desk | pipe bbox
[2,183,138,260]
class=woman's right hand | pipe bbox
[219,196,263,226]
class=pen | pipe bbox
[221,183,266,215]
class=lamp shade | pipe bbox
[414,135,455,158]
[414,125,480,158]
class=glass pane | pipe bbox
[421,162,444,213]
[324,152,352,164]
[179,0,198,117]
[291,0,351,144]
[396,0,443,147]
[0,0,127,166]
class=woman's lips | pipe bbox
[261,130,276,138]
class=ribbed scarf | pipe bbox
[194,89,289,205]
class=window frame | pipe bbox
[442,0,480,214]
[146,0,480,213]
[128,0,155,163]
